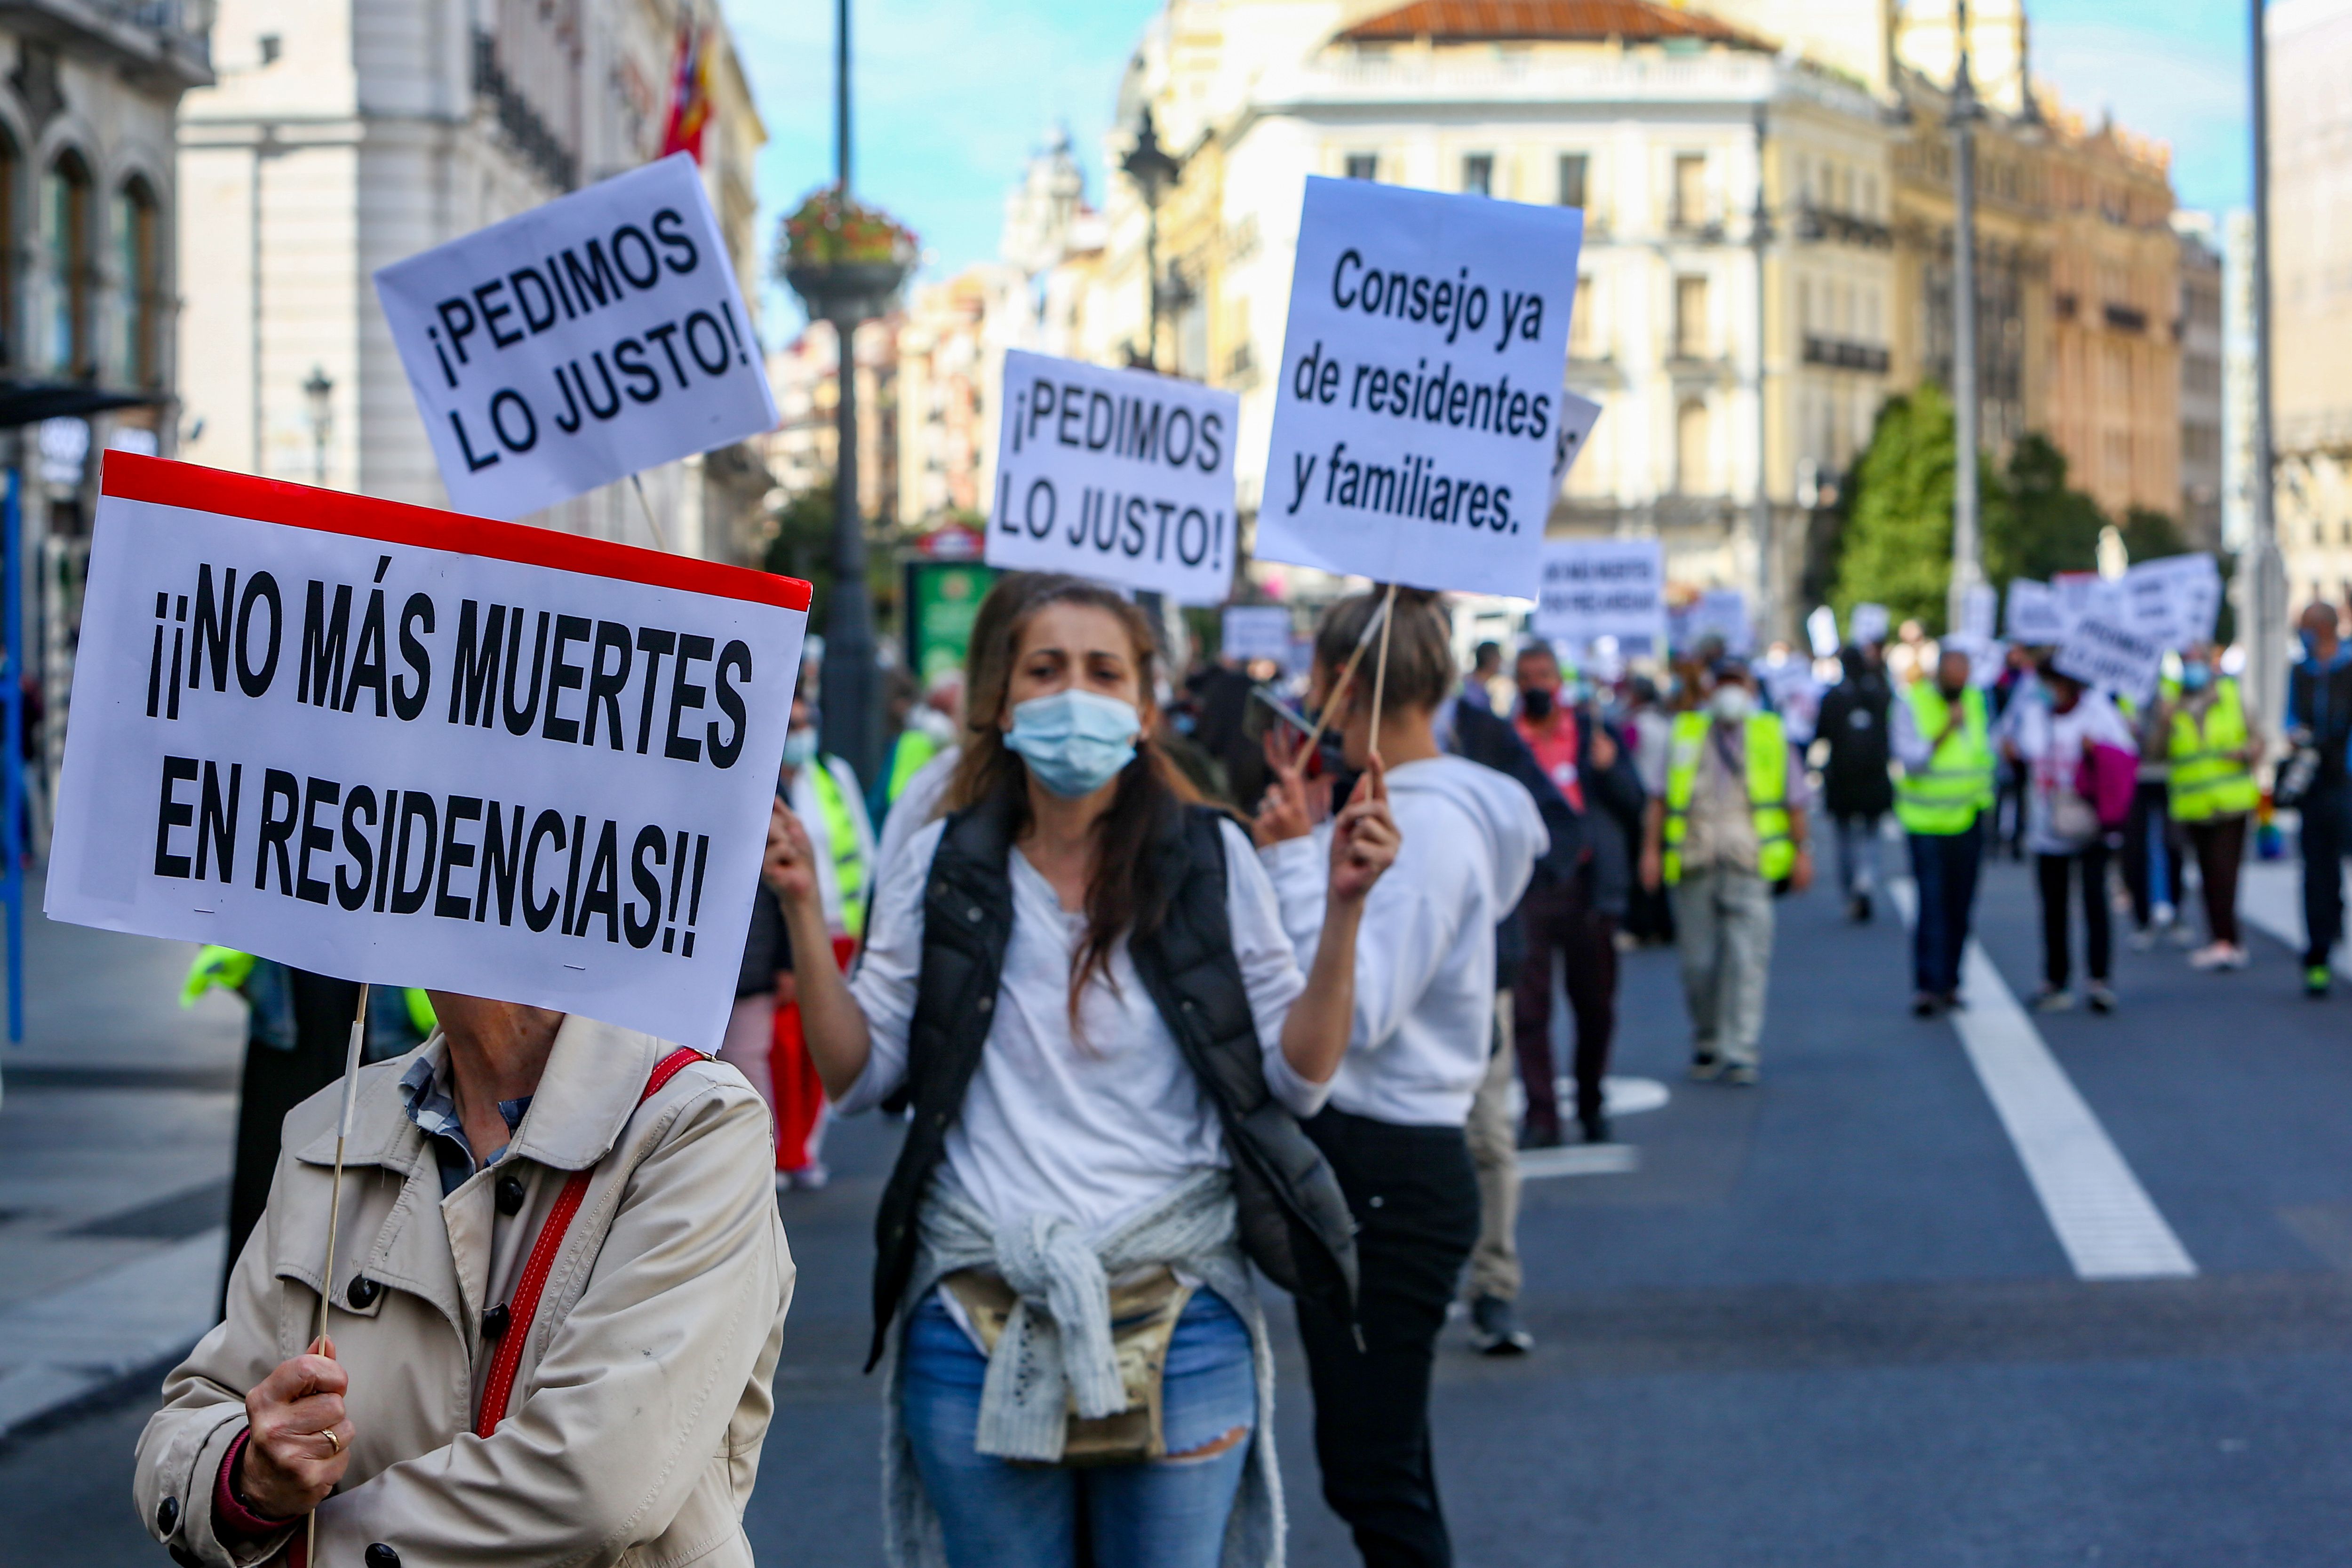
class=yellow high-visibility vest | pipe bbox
[1895,683,1993,835]
[808,759,869,936]
[2167,678,2259,822]
[1662,710,1794,884]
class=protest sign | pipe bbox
[987,349,1240,603]
[1961,583,1996,642]
[2051,571,2102,637]
[1255,176,1582,598]
[2004,578,2065,644]
[46,455,808,1049]
[2120,553,2221,651]
[1532,537,1664,653]
[1552,390,1603,488]
[375,153,777,522]
[1849,602,1890,646]
[1806,606,1839,660]
[1670,589,1753,657]
[1220,605,1293,663]
[2055,606,2164,703]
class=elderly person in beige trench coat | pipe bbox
[133,995,794,1568]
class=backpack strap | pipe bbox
[475,1046,706,1437]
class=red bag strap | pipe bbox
[475,1047,706,1437]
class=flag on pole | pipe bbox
[659,11,712,164]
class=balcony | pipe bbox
[472,30,577,193]
[0,0,213,87]
[1793,203,1894,250]
[2103,303,2148,334]
[1802,336,1891,374]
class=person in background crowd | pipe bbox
[1816,640,1895,923]
[1893,647,1995,1015]
[875,574,1049,884]
[1641,659,1811,1085]
[872,669,965,829]
[1989,645,2037,860]
[1187,644,1268,811]
[2286,601,2352,996]
[776,574,1398,1568]
[2161,642,2262,971]
[1259,588,1543,1568]
[136,995,792,1568]
[1998,663,2135,1013]
[1511,642,1644,1146]
[1621,674,1677,947]
[2121,676,2188,951]
[1429,654,1582,1356]
[1460,640,1504,712]
[763,673,876,1191]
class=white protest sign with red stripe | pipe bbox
[47,455,808,1048]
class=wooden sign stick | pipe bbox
[305,981,369,1566]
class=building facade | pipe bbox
[0,1,211,802]
[176,0,769,565]
[2174,210,2223,549]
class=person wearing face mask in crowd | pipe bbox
[1997,662,2136,1012]
[1815,639,1895,923]
[728,671,876,1192]
[773,575,1399,1568]
[1640,660,1812,1084]
[1620,675,1677,946]
[2159,643,2261,971]
[1892,648,1995,1016]
[2286,603,2352,995]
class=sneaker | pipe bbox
[2032,985,2075,1012]
[1724,1062,1760,1086]
[1516,1120,1563,1151]
[2188,942,2248,972]
[1468,1293,1532,1356]
[1689,1053,1725,1082]
[2170,922,2200,949]
[1939,990,1965,1011]
[1850,893,1874,924]
[1912,992,1939,1018]
[2153,899,2177,930]
[2307,964,2333,998]
[2087,984,2117,1015]
[1579,1111,1613,1145]
[782,1161,830,1191]
[2218,944,2250,971]
[2129,926,2158,952]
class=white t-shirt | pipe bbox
[1996,683,2137,855]
[838,816,1325,1240]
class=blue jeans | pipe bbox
[902,1285,1256,1568]
[1908,817,1985,995]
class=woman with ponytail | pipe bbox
[769,575,1399,1568]
[1254,587,1546,1568]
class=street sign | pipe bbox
[902,558,997,688]
[46,454,808,1048]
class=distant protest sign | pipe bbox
[1671,589,1753,657]
[1256,177,1582,598]
[987,349,1239,603]
[2055,605,2164,703]
[2004,579,2065,644]
[1961,584,1997,642]
[2120,553,2221,650]
[1533,538,1664,653]
[1849,603,1890,646]
[46,455,808,1048]
[375,153,776,521]
[1220,605,1293,664]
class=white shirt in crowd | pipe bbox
[1258,754,1544,1128]
[839,816,1325,1241]
[1993,677,2138,856]
[874,743,961,885]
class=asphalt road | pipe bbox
[14,840,2352,1565]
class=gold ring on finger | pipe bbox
[320,1427,341,1456]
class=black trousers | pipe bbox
[2302,781,2351,967]
[2122,780,2183,927]
[1513,877,1620,1128]
[1297,1107,1482,1568]
[2036,842,2111,989]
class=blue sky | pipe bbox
[721,0,2253,341]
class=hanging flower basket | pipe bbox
[779,188,917,323]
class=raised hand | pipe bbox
[1328,753,1400,905]
[237,1336,352,1519]
[1254,727,1319,847]
[763,798,821,909]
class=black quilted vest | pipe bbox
[863,790,1359,1369]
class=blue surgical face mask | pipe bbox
[2180,663,2212,693]
[1004,689,1141,798]
[781,726,819,770]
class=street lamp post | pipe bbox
[301,365,333,487]
[1750,104,1774,633]
[2248,0,2286,735]
[1121,107,1180,371]
[1947,0,1985,636]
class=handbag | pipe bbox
[2276,745,2322,812]
[941,1265,1195,1465]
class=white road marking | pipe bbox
[2238,860,2352,976]
[1518,1143,1640,1179]
[1890,878,2197,1280]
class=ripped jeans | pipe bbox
[901,1285,1256,1568]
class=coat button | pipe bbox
[366,1545,402,1568]
[482,1303,511,1339]
[155,1496,179,1535]
[966,905,982,922]
[346,1274,381,1309]
[976,995,993,1013]
[495,1173,527,1215]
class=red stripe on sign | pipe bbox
[99,452,813,612]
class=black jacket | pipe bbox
[1568,708,1646,918]
[1817,651,1895,818]
[2290,654,2352,788]
[1443,697,1578,981]
[864,790,1359,1369]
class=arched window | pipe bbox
[110,178,158,387]
[1676,399,1712,495]
[42,151,91,376]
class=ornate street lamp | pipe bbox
[1121,105,1181,371]
[777,0,916,784]
[301,365,333,486]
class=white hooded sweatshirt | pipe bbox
[1260,754,1546,1126]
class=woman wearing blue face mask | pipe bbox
[2159,643,2262,971]
[767,576,1400,1568]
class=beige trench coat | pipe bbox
[134,1018,793,1568]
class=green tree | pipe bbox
[1831,385,1974,633]
[1981,433,2105,590]
[2119,504,2187,562]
